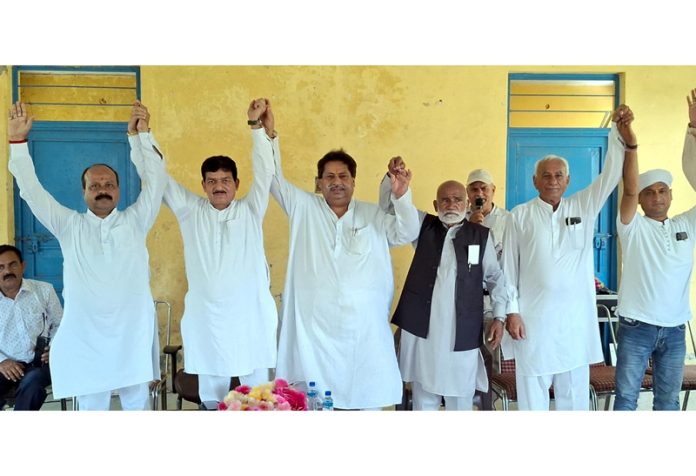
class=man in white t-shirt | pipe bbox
[614,94,696,410]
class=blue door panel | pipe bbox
[506,129,617,290]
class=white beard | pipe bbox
[438,210,466,225]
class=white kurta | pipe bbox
[399,225,507,396]
[162,128,278,376]
[467,204,511,261]
[270,140,420,409]
[501,123,625,377]
[8,133,167,398]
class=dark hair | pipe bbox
[317,149,357,179]
[201,155,238,181]
[81,164,120,190]
[0,244,23,263]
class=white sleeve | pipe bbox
[574,123,625,216]
[269,135,306,216]
[482,234,509,319]
[8,142,75,238]
[243,128,275,217]
[500,212,520,314]
[127,132,167,231]
[383,188,421,246]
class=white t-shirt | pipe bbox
[616,209,696,326]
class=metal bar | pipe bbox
[21,102,134,107]
[510,93,615,97]
[19,85,137,90]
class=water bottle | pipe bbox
[306,381,322,411]
[322,390,334,411]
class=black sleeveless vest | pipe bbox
[392,214,489,351]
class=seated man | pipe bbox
[0,245,62,410]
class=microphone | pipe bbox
[474,197,484,211]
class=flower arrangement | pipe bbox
[218,378,307,411]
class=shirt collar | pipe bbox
[534,196,562,212]
[0,278,32,301]
[86,207,119,222]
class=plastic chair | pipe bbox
[679,322,696,410]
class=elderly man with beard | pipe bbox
[0,245,62,410]
[8,101,167,410]
[380,159,509,410]
[268,103,420,409]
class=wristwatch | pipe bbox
[247,119,260,126]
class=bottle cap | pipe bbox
[309,381,316,387]
[325,390,332,396]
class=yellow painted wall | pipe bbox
[1,66,12,244]
[3,66,696,353]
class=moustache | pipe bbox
[213,190,227,195]
[95,193,113,201]
[2,273,17,281]
[329,185,346,192]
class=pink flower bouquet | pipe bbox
[218,378,307,411]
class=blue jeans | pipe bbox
[613,316,685,411]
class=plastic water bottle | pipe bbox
[322,390,334,411]
[306,381,322,411]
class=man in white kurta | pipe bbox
[464,168,511,410]
[502,109,632,410]
[159,99,278,402]
[8,101,166,410]
[270,143,420,409]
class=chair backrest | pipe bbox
[500,358,516,374]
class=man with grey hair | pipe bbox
[501,105,634,410]
[614,93,696,410]
[465,169,510,410]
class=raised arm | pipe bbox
[682,88,696,191]
[574,107,630,216]
[617,105,639,225]
[382,163,420,246]
[125,102,167,231]
[245,98,277,217]
[7,101,74,237]
[266,109,304,216]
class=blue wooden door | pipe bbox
[13,122,139,301]
[506,129,617,290]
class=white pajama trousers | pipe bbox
[198,368,270,402]
[411,381,476,411]
[516,364,589,410]
[77,382,150,411]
